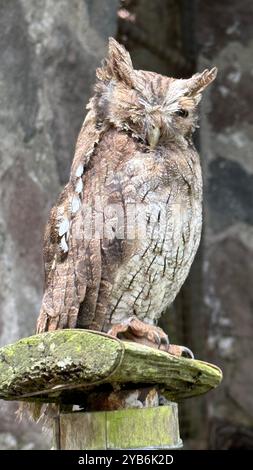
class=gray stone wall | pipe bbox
[0,0,252,450]
[196,0,253,449]
[0,0,119,450]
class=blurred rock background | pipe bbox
[0,0,252,449]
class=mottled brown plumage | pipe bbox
[36,38,217,353]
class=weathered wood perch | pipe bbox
[0,330,222,449]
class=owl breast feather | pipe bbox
[96,130,203,329]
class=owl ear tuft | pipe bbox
[96,38,135,87]
[188,67,218,96]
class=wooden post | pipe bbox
[0,330,222,450]
[56,402,182,450]
[53,387,182,449]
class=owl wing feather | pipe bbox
[36,115,135,334]
[36,109,106,333]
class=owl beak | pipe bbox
[147,127,160,149]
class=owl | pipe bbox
[36,38,217,357]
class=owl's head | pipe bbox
[93,38,217,148]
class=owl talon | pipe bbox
[167,344,194,359]
[154,332,162,348]
[181,346,194,359]
[160,335,170,348]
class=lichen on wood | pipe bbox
[0,329,222,403]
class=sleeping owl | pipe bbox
[36,38,217,357]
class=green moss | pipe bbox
[106,405,180,449]
[2,348,15,357]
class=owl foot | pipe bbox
[108,316,169,347]
[108,317,194,359]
